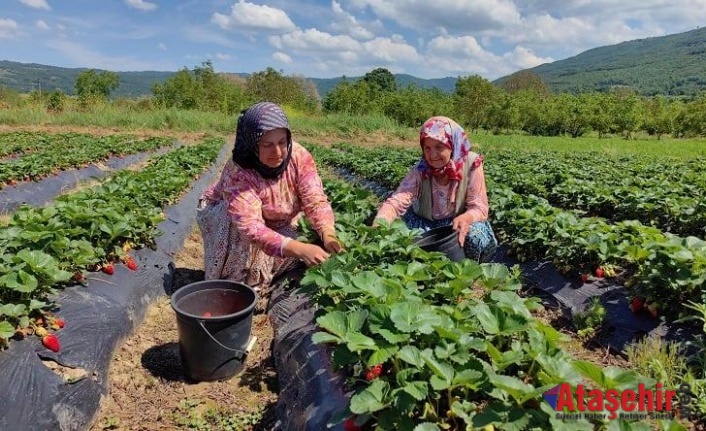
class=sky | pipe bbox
[1,0,705,81]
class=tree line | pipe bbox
[10,63,706,138]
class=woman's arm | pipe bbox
[295,145,336,237]
[374,168,421,223]
[461,161,489,223]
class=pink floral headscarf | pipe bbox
[417,116,471,181]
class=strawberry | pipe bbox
[343,416,360,431]
[365,364,383,381]
[72,271,85,283]
[103,264,114,275]
[647,303,659,318]
[581,273,590,283]
[54,318,65,329]
[629,296,644,313]
[35,327,48,337]
[42,334,60,352]
[594,267,605,278]
[126,258,138,271]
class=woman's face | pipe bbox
[258,128,288,168]
[422,137,452,169]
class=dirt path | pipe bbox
[90,226,278,431]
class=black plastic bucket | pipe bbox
[171,280,257,381]
[414,225,466,262]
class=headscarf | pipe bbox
[416,116,471,181]
[232,102,292,179]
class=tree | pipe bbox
[498,70,549,95]
[74,69,119,100]
[363,68,397,93]
[453,75,499,132]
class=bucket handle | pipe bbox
[198,320,247,360]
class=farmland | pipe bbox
[0,113,705,430]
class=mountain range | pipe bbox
[1,26,704,98]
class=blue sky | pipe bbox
[1,0,704,80]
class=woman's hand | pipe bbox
[284,240,330,266]
[322,232,344,254]
[452,213,474,247]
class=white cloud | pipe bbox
[212,1,297,33]
[19,0,50,10]
[183,25,238,48]
[347,0,521,33]
[158,42,166,51]
[272,51,292,63]
[35,19,50,30]
[361,37,420,62]
[215,52,231,60]
[125,0,157,12]
[270,29,359,52]
[331,1,374,40]
[0,19,20,39]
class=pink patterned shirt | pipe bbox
[203,142,335,257]
[376,155,489,223]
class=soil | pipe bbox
[89,226,278,431]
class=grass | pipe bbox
[2,102,705,159]
[475,130,706,158]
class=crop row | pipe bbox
[310,143,706,322]
[301,176,681,431]
[0,131,174,187]
[0,136,223,347]
[321,142,706,239]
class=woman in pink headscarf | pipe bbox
[374,116,497,262]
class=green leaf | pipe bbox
[473,303,500,334]
[349,379,389,414]
[572,360,606,387]
[368,345,398,366]
[412,423,440,431]
[390,302,442,334]
[316,311,347,338]
[0,321,15,340]
[345,332,377,352]
[402,381,428,401]
[311,331,342,345]
[398,345,424,368]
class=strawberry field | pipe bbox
[1,127,705,431]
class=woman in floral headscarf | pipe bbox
[373,116,497,262]
[197,102,342,290]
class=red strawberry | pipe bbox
[103,264,114,275]
[126,259,137,271]
[54,318,65,329]
[343,416,360,431]
[594,267,605,278]
[42,334,60,352]
[581,273,590,283]
[72,271,85,283]
[629,296,644,313]
[365,364,383,381]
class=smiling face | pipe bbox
[257,128,289,168]
[422,137,452,169]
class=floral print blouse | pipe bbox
[376,154,489,223]
[203,142,335,257]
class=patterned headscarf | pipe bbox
[416,116,471,181]
[232,102,292,179]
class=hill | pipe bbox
[0,60,456,99]
[2,26,705,99]
[0,61,175,97]
[496,26,706,96]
